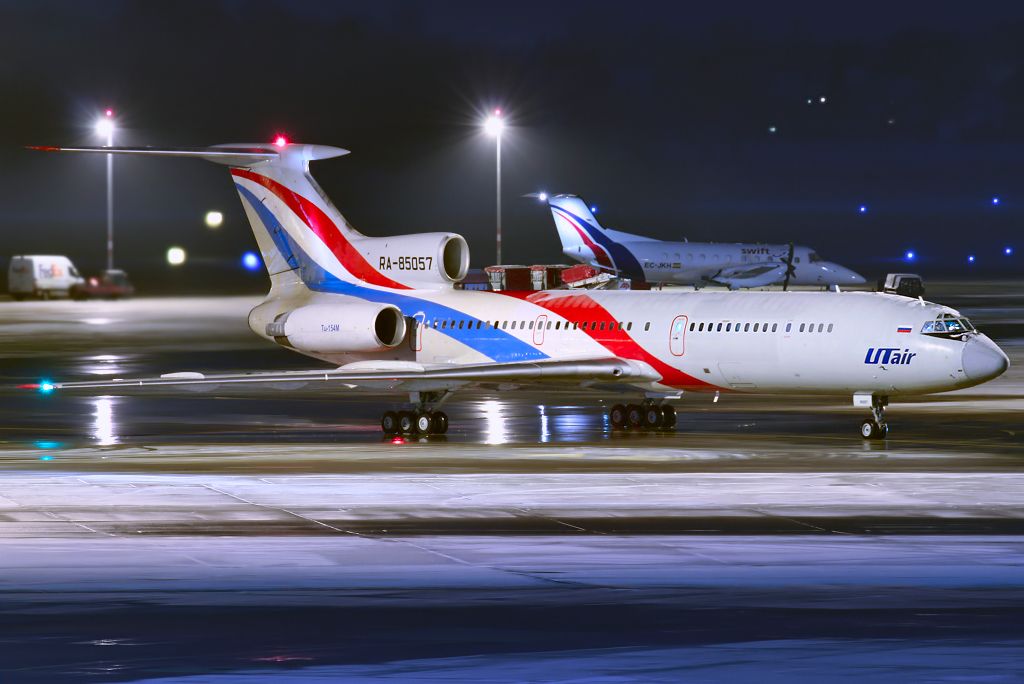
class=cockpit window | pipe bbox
[922,314,976,337]
[808,251,822,263]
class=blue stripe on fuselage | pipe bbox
[236,183,548,363]
[557,206,645,280]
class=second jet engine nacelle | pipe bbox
[265,302,406,353]
[357,232,470,289]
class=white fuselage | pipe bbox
[546,195,865,288]
[570,234,866,288]
[39,143,1007,414]
[252,281,1004,398]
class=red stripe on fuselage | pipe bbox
[553,207,615,270]
[503,290,715,390]
[231,168,409,290]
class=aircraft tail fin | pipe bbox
[544,194,618,270]
[27,143,421,291]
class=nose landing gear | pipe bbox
[860,395,889,440]
[609,401,677,431]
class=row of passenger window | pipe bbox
[427,318,652,332]
[690,321,835,334]
[651,253,817,264]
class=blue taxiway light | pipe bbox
[904,251,916,261]
[590,206,598,214]
[858,205,867,213]
[242,252,261,270]
[992,197,1000,205]
[1005,247,1014,256]
[39,381,55,394]
[968,255,976,263]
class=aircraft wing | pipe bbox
[709,263,787,289]
[26,357,662,396]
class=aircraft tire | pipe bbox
[381,411,399,434]
[414,412,433,435]
[659,404,677,429]
[860,419,887,440]
[626,404,643,429]
[642,405,661,429]
[398,411,415,435]
[431,411,449,434]
[609,404,627,429]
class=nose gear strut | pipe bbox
[860,395,889,440]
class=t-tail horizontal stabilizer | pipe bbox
[26,143,348,168]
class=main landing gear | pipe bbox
[381,391,449,436]
[860,395,889,440]
[381,409,448,436]
[608,401,677,431]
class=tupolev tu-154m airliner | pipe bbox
[26,141,1008,439]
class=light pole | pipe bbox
[95,109,115,271]
[483,109,504,264]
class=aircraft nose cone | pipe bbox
[961,336,1010,382]
[823,263,866,284]
[845,269,867,285]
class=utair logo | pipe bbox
[864,347,917,365]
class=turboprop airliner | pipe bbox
[27,141,1007,439]
[544,193,866,289]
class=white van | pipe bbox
[7,255,86,300]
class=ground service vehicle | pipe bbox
[7,255,85,300]
[70,269,135,300]
[878,273,925,298]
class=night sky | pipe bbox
[4,0,1024,291]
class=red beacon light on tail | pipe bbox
[273,135,289,148]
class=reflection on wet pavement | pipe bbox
[0,287,1022,682]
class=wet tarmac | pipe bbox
[0,283,1022,682]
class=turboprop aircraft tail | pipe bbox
[545,193,644,279]
[28,143,468,292]
[547,194,609,267]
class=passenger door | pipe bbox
[411,312,426,352]
[534,314,548,345]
